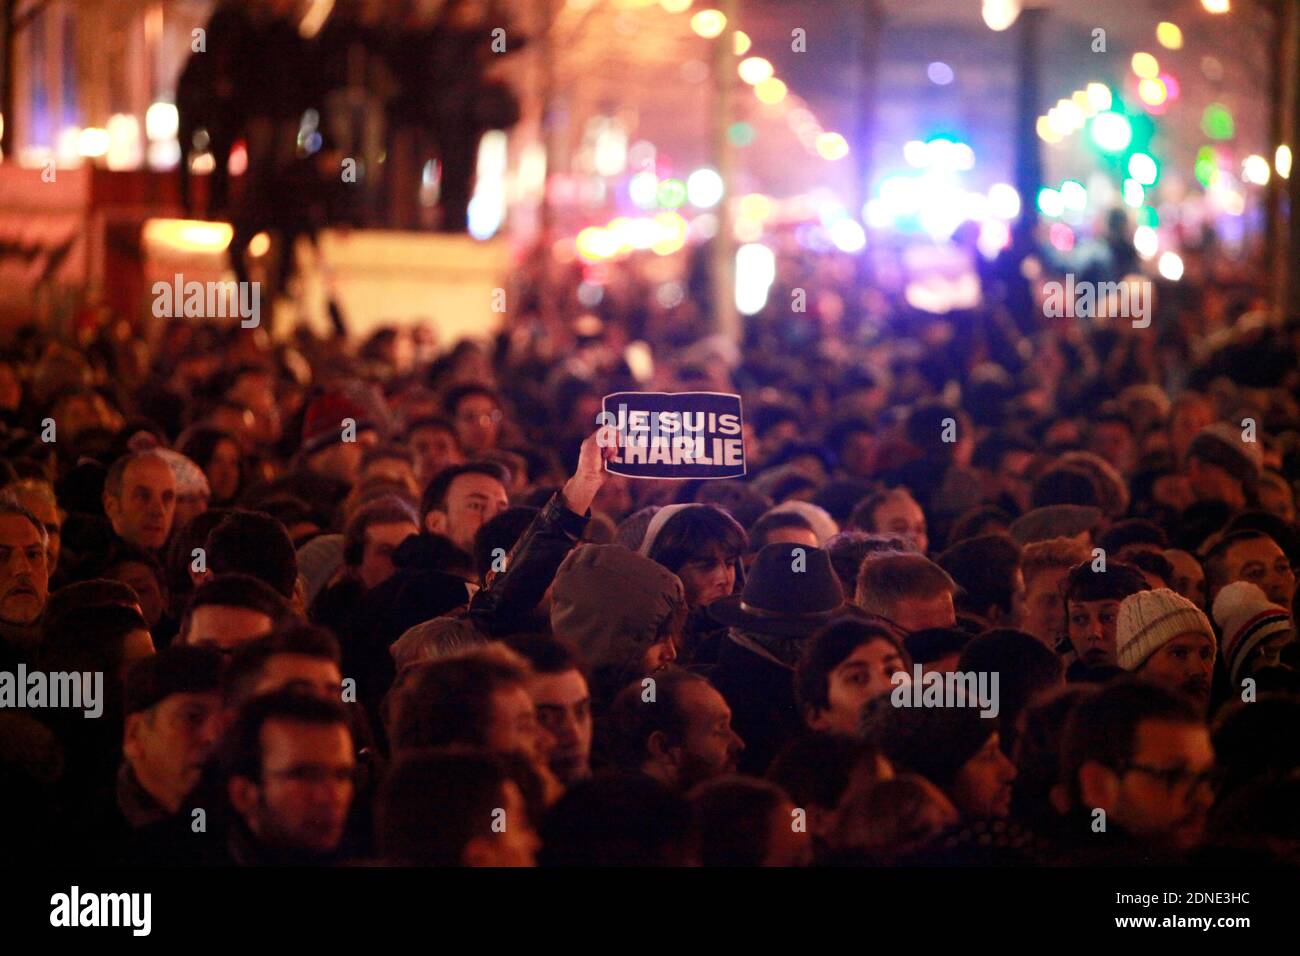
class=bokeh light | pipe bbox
[1202,104,1235,140]
[927,62,955,85]
[1128,153,1158,186]
[1090,112,1132,152]
[754,78,788,104]
[738,57,774,85]
[686,167,724,207]
[1158,251,1184,280]
[815,132,849,161]
[1131,52,1159,80]
[690,9,726,38]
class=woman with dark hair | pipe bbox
[179,427,245,506]
[639,504,748,609]
[638,504,749,669]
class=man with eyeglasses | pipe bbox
[1058,679,1216,862]
[219,691,357,865]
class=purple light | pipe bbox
[927,62,955,86]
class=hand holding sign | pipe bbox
[599,392,746,480]
[561,425,619,515]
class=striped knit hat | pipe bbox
[1117,588,1216,671]
[1211,581,1294,685]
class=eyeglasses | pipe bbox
[1118,762,1218,793]
[265,765,359,787]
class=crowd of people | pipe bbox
[1,232,1299,867]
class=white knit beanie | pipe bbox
[1211,581,1294,684]
[1117,587,1216,671]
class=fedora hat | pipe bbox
[708,542,844,638]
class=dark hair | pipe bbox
[971,432,1037,472]
[796,618,908,717]
[539,771,693,866]
[760,471,818,505]
[405,414,459,440]
[1124,550,1175,587]
[689,775,790,866]
[824,530,906,593]
[1204,530,1281,598]
[178,427,243,500]
[178,426,240,469]
[508,635,586,677]
[1059,678,1201,808]
[824,417,875,457]
[947,506,1014,546]
[752,403,800,438]
[692,481,772,530]
[902,626,971,666]
[343,496,419,567]
[765,441,835,476]
[419,462,511,518]
[38,602,148,676]
[254,496,327,541]
[223,623,342,708]
[767,733,886,811]
[377,748,517,865]
[220,690,351,785]
[936,534,1022,620]
[182,573,291,640]
[644,505,747,575]
[1098,519,1170,556]
[602,669,710,771]
[957,628,1064,751]
[905,403,962,458]
[443,383,501,417]
[205,511,298,598]
[472,506,539,580]
[847,487,918,534]
[163,507,233,616]
[77,539,164,583]
[1062,560,1149,604]
[1211,696,1300,802]
[1031,466,1101,510]
[748,510,815,553]
[361,443,415,471]
[42,579,140,639]
[812,479,877,525]
[1011,685,1097,829]
[387,644,531,753]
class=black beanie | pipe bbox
[124,645,224,716]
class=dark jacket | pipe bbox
[469,492,590,637]
[709,631,802,776]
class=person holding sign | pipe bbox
[599,393,747,481]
